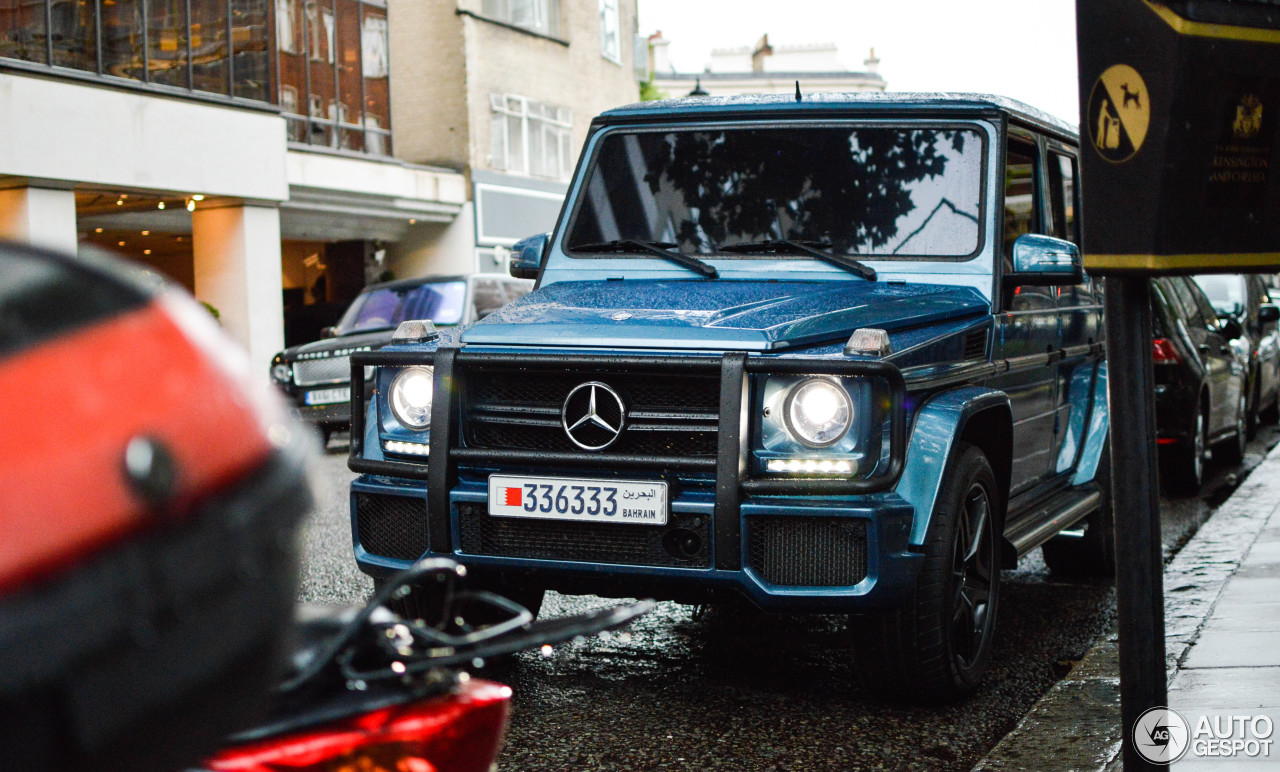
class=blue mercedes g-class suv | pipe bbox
[347,93,1111,702]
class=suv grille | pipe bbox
[462,367,720,459]
[747,517,868,586]
[294,356,351,387]
[457,503,710,567]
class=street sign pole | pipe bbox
[1103,277,1166,771]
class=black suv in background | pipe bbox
[1192,273,1280,437]
[1152,276,1249,494]
[270,274,532,443]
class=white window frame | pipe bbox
[599,0,620,64]
[489,93,573,180]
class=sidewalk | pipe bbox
[976,443,1280,771]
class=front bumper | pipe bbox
[351,474,921,612]
[348,349,913,612]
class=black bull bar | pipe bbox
[348,350,907,571]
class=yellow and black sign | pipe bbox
[1078,0,1280,274]
[1088,65,1150,163]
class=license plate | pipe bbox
[305,387,350,405]
[487,475,668,525]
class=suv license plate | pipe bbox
[305,387,350,405]
[487,475,668,525]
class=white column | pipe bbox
[191,203,284,376]
[0,186,77,253]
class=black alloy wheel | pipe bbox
[1218,389,1247,466]
[851,442,1001,703]
[1167,401,1206,496]
[950,481,997,672]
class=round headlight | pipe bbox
[271,362,292,383]
[784,377,853,447]
[389,366,434,430]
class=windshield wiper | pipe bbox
[718,239,877,281]
[572,239,719,279]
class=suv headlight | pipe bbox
[270,360,292,383]
[389,366,434,430]
[784,377,853,447]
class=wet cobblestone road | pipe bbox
[298,426,1280,771]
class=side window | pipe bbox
[1047,152,1078,243]
[1171,278,1210,331]
[1003,140,1039,256]
[1186,278,1222,331]
[1003,139,1055,312]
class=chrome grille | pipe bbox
[294,355,351,387]
[461,367,720,460]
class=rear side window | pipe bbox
[1047,152,1078,243]
[1003,141,1039,257]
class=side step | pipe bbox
[1004,484,1102,558]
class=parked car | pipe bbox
[344,94,1114,703]
[1151,276,1249,493]
[269,274,532,443]
[1192,273,1280,437]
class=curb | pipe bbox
[974,443,1280,771]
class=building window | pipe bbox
[598,0,619,63]
[0,0,270,101]
[276,0,390,155]
[490,94,572,180]
[481,0,557,37]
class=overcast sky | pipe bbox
[637,0,1082,125]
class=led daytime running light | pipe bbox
[766,458,855,475]
[384,440,430,456]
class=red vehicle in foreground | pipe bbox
[0,240,648,772]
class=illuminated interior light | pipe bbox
[186,199,196,212]
[192,194,204,201]
[143,249,151,255]
[157,201,165,210]
[94,228,103,233]
[141,230,150,235]
[117,241,125,246]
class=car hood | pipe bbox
[279,329,394,360]
[461,279,989,351]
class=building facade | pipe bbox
[385,0,643,277]
[0,0,640,373]
[649,32,886,99]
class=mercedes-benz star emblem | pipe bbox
[561,381,626,450]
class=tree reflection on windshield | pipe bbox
[566,126,983,260]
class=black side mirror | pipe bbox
[1259,303,1280,324]
[509,232,549,280]
[1221,317,1245,340]
[320,326,337,339]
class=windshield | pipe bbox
[565,125,984,260]
[335,280,468,335]
[1194,275,1245,315]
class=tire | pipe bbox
[374,574,545,627]
[1165,400,1205,496]
[1042,442,1115,578]
[851,443,1001,703]
[1216,390,1247,466]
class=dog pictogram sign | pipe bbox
[1088,64,1150,163]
